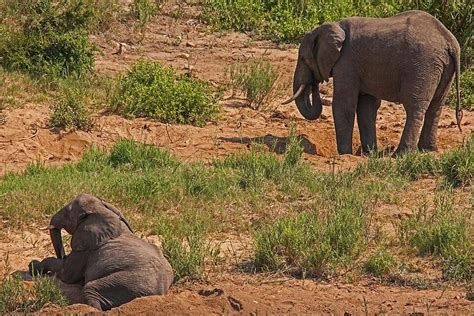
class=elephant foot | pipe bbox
[417,144,438,152]
[29,260,46,276]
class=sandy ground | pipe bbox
[0,1,473,314]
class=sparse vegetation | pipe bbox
[228,57,279,109]
[363,248,398,277]
[0,257,66,313]
[398,191,472,281]
[254,188,368,277]
[154,213,219,282]
[110,60,222,126]
[439,133,474,187]
[131,0,158,25]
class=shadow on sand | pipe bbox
[219,134,317,155]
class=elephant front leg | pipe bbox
[332,81,359,155]
[356,94,381,154]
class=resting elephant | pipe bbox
[283,10,462,155]
[29,194,173,311]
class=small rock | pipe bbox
[185,19,199,26]
[228,296,243,311]
[320,114,328,120]
[177,53,190,59]
[184,64,194,71]
[198,288,224,297]
[186,41,196,47]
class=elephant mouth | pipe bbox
[49,226,66,259]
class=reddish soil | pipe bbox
[0,1,473,314]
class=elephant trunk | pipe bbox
[49,214,66,259]
[291,62,322,120]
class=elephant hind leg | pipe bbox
[356,94,381,154]
[418,64,455,151]
[394,100,431,156]
[83,271,147,311]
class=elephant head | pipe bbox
[282,22,345,120]
[49,194,133,259]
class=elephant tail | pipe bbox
[451,47,462,132]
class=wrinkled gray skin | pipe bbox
[29,194,173,311]
[288,10,462,155]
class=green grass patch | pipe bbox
[154,212,219,282]
[254,180,369,277]
[109,60,223,126]
[355,134,474,188]
[228,56,279,109]
[0,257,66,313]
[130,0,159,25]
[363,248,398,277]
[439,133,474,187]
[398,191,472,281]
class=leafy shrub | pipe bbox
[228,57,279,109]
[110,60,222,126]
[0,0,96,79]
[363,248,398,277]
[50,85,92,130]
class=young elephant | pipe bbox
[29,194,173,311]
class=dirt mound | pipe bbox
[37,280,472,314]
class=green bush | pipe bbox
[110,60,222,126]
[363,248,398,277]
[0,0,96,79]
[50,84,92,130]
[228,57,279,109]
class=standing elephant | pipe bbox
[283,10,462,155]
[29,194,173,311]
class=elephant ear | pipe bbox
[99,198,134,233]
[312,22,345,82]
[71,207,127,252]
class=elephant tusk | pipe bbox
[281,84,306,105]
